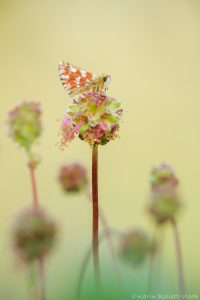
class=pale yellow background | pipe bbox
[0,0,200,298]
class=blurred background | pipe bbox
[0,0,200,299]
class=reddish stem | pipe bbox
[92,143,100,280]
[172,218,186,296]
[76,229,123,300]
[86,186,121,284]
[29,162,39,210]
[28,159,46,300]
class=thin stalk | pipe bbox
[147,253,154,294]
[172,218,186,296]
[28,159,46,300]
[76,229,123,300]
[147,231,156,294]
[26,265,38,300]
[29,162,39,210]
[86,186,121,284]
[38,258,46,300]
[156,227,166,288]
[92,143,100,280]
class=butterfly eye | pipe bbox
[104,75,111,85]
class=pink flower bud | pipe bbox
[58,163,88,193]
[12,207,57,264]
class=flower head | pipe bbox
[58,163,88,193]
[148,162,181,224]
[12,207,57,264]
[150,162,178,191]
[7,102,42,151]
[149,195,180,224]
[119,229,155,267]
[59,92,123,148]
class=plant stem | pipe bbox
[28,159,46,300]
[156,227,166,288]
[147,251,154,294]
[172,218,186,296]
[29,162,39,210]
[76,229,123,300]
[92,143,100,281]
[86,186,121,284]
[38,258,46,300]
[27,265,38,300]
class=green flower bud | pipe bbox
[119,229,155,267]
[7,102,42,151]
[148,162,181,224]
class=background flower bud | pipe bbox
[12,207,57,264]
[148,162,181,224]
[149,195,180,224]
[7,102,42,151]
[119,229,156,267]
[58,163,88,193]
[150,162,178,191]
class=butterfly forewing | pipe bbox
[58,62,95,94]
[58,61,111,97]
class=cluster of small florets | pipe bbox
[12,208,57,264]
[148,162,181,224]
[150,162,178,191]
[119,229,155,267]
[58,163,88,193]
[7,102,42,151]
[59,92,122,148]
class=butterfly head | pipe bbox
[103,75,111,87]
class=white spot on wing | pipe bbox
[105,76,111,85]
[80,70,87,77]
[70,66,77,73]
[61,75,70,79]
[58,69,64,75]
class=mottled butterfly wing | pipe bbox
[58,62,95,96]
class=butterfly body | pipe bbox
[58,62,111,97]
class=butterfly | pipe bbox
[58,62,111,97]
